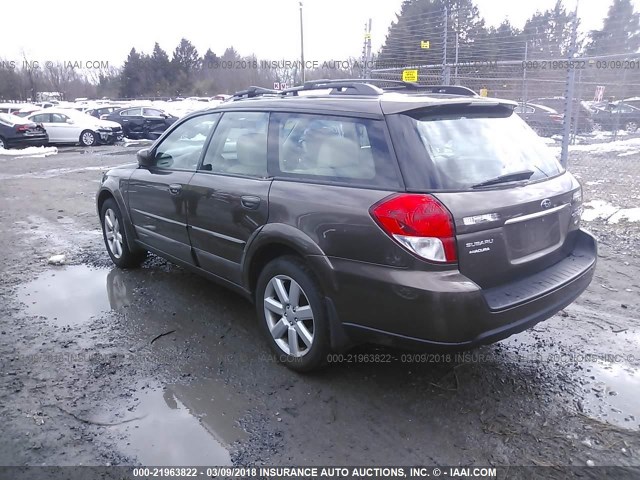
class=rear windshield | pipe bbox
[393,107,564,190]
[0,113,30,126]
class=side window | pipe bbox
[50,113,68,123]
[201,112,269,177]
[31,114,50,123]
[121,108,141,117]
[272,113,400,188]
[143,108,164,117]
[153,113,220,170]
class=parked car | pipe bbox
[103,107,178,140]
[27,109,123,146]
[14,105,42,118]
[0,103,33,115]
[0,113,49,149]
[85,105,126,119]
[590,102,640,133]
[97,80,596,372]
[529,97,593,134]
[513,102,564,137]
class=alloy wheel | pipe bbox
[263,275,315,357]
[625,121,638,133]
[82,131,96,146]
[104,208,123,259]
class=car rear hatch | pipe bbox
[385,101,583,290]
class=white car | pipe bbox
[27,109,123,146]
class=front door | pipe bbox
[127,112,221,264]
[185,111,272,284]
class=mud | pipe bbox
[0,142,639,470]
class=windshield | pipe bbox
[407,110,564,190]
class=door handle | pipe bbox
[169,184,182,195]
[241,195,261,210]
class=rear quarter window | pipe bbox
[270,112,401,190]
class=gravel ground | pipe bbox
[0,140,639,477]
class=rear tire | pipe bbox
[80,130,97,146]
[625,121,638,133]
[100,198,147,268]
[0,136,6,149]
[256,256,330,372]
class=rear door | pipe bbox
[184,111,271,285]
[127,112,220,264]
[142,108,170,138]
[388,105,581,289]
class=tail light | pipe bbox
[370,194,457,263]
[16,125,31,133]
[550,114,563,122]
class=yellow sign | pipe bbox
[364,33,371,40]
[479,88,488,97]
[420,40,430,49]
[402,69,418,82]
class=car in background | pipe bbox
[514,102,564,137]
[590,102,640,133]
[14,105,42,118]
[103,106,178,140]
[85,105,126,119]
[0,103,33,115]
[530,97,593,134]
[0,113,48,149]
[27,109,123,146]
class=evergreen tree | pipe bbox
[120,48,145,97]
[586,0,640,55]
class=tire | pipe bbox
[100,198,147,268]
[0,136,6,149]
[256,256,330,372]
[80,130,98,146]
[625,121,638,133]
[592,122,603,132]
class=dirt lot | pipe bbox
[0,140,639,476]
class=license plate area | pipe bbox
[505,209,565,261]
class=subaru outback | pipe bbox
[96,80,596,372]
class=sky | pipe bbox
[0,0,637,67]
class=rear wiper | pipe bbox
[471,170,535,189]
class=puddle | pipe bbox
[17,265,132,325]
[118,379,248,466]
[581,362,640,430]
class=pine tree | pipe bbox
[586,0,640,55]
[120,48,144,98]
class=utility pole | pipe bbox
[560,1,579,168]
[523,41,528,108]
[454,32,459,83]
[442,6,449,84]
[365,18,372,78]
[299,1,305,84]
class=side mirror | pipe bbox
[66,119,74,124]
[137,148,154,167]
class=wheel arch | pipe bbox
[97,187,138,252]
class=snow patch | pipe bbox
[582,200,618,222]
[0,146,58,157]
[569,138,640,154]
[608,208,640,224]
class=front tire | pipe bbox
[625,121,638,133]
[80,130,97,146]
[256,256,330,372]
[100,198,146,268]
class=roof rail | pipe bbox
[230,86,279,101]
[281,79,384,96]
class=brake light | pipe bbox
[16,125,30,133]
[550,114,563,122]
[370,194,457,263]
[571,187,583,226]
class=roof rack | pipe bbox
[229,80,478,101]
[229,86,280,101]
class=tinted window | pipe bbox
[201,112,269,177]
[153,113,220,170]
[143,108,164,116]
[271,112,400,188]
[399,107,564,190]
[121,108,141,116]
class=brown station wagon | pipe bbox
[96,80,596,371]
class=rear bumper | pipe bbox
[6,135,49,148]
[324,229,596,350]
